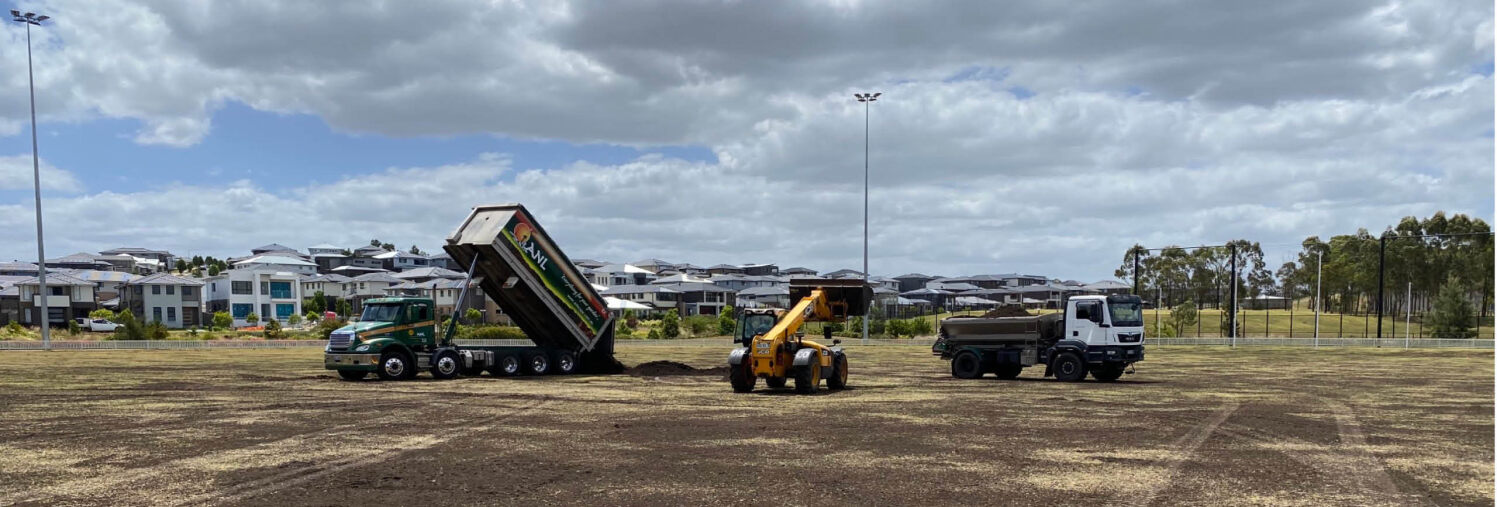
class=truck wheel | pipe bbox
[730,361,756,393]
[337,370,367,381]
[377,351,413,381]
[951,351,983,379]
[490,355,521,377]
[995,364,1023,380]
[527,352,551,375]
[765,377,787,389]
[826,353,849,390]
[1091,363,1125,382]
[794,361,821,394]
[1053,353,1087,382]
[554,351,578,375]
[430,350,461,380]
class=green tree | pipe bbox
[288,313,303,327]
[381,242,395,251]
[174,259,188,273]
[661,310,680,339]
[67,320,80,335]
[1430,278,1477,338]
[336,299,351,317]
[1168,301,1198,333]
[622,309,638,328]
[410,245,424,255]
[263,319,284,339]
[717,306,736,335]
[88,309,115,321]
[370,239,382,247]
[212,311,233,330]
[246,312,260,326]
[305,291,326,314]
[909,318,933,336]
[207,265,220,276]
[464,308,483,325]
[304,311,321,324]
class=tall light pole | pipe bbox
[854,92,879,344]
[1313,250,1322,348]
[12,10,50,349]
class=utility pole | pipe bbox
[854,92,880,344]
[12,10,51,349]
[1376,235,1385,338]
[1313,251,1321,348]
[1132,249,1140,295]
[1229,243,1237,347]
[1405,281,1411,348]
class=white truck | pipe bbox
[932,294,1145,381]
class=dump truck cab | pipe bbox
[324,297,441,379]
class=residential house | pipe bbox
[251,243,307,258]
[384,278,485,320]
[601,285,679,317]
[899,288,953,308]
[781,267,818,277]
[675,263,708,276]
[927,280,981,292]
[0,276,30,325]
[650,273,713,285]
[735,286,790,308]
[306,243,343,256]
[586,264,656,286]
[657,282,735,316]
[352,245,387,258]
[0,261,40,276]
[233,254,318,276]
[372,250,430,271]
[60,269,136,304]
[630,259,677,274]
[708,273,782,292]
[121,273,204,329]
[893,273,937,292]
[739,263,779,276]
[392,267,464,283]
[345,272,406,313]
[706,264,745,276]
[44,253,113,271]
[867,276,899,291]
[1083,280,1132,296]
[425,252,457,270]
[998,273,1049,287]
[15,273,97,326]
[571,258,608,270]
[330,265,389,276]
[99,247,175,266]
[301,274,352,310]
[963,287,1019,306]
[823,268,865,279]
[204,269,304,327]
[1014,283,1067,309]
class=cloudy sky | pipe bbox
[0,0,1491,281]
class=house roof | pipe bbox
[15,273,93,286]
[900,288,952,296]
[737,286,789,297]
[126,273,204,286]
[893,273,934,280]
[589,263,654,274]
[658,282,735,293]
[372,250,426,260]
[393,267,465,280]
[99,247,173,256]
[781,266,816,273]
[1084,280,1132,290]
[630,258,675,266]
[602,285,678,295]
[0,261,39,272]
[929,282,981,292]
[59,269,136,283]
[352,272,404,283]
[307,243,341,250]
[823,269,865,278]
[330,265,388,274]
[47,252,110,265]
[303,274,353,283]
[234,255,317,267]
[251,243,299,253]
[706,264,742,270]
[650,274,713,285]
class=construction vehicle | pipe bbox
[323,204,616,380]
[932,294,1145,382]
[728,279,872,393]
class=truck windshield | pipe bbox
[360,303,403,323]
[1108,302,1143,327]
[739,314,777,343]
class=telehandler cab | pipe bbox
[728,279,872,394]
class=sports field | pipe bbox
[0,344,1490,505]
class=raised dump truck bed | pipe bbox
[443,204,617,371]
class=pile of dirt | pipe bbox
[626,361,730,378]
[979,305,1032,318]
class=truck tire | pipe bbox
[554,351,578,375]
[337,370,367,381]
[1091,363,1125,382]
[730,361,756,393]
[794,362,821,394]
[430,350,461,380]
[765,377,787,389]
[995,364,1023,380]
[1053,353,1087,382]
[377,350,414,381]
[490,355,521,377]
[527,352,551,375]
[951,351,983,379]
[826,353,849,390]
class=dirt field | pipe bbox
[0,344,1490,506]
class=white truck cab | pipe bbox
[1064,294,1146,348]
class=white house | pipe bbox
[372,250,430,271]
[122,273,205,329]
[232,254,318,276]
[586,264,656,286]
[204,269,304,327]
[15,273,97,326]
[301,273,352,299]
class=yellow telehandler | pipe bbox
[728,279,873,393]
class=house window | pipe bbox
[269,282,292,299]
[166,285,175,295]
[167,307,176,321]
[231,281,252,295]
[153,307,162,322]
[231,304,252,319]
[152,285,161,295]
[261,282,270,295]
[50,286,65,296]
[261,304,271,320]
[275,304,294,319]
[182,287,193,297]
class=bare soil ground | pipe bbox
[0,345,1490,506]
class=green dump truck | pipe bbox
[324,204,616,380]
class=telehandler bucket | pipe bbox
[788,278,874,318]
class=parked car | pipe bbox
[84,319,119,332]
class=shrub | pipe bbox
[623,309,638,328]
[468,326,527,340]
[211,311,233,331]
[287,313,303,327]
[908,318,933,337]
[264,319,284,339]
[88,309,115,321]
[245,313,259,326]
[885,319,910,338]
[717,306,736,336]
[647,328,662,340]
[112,310,148,340]
[661,310,680,339]
[464,308,483,325]
[67,320,80,336]
[1169,301,1198,331]
[5,321,24,336]
[304,311,321,324]
[144,321,169,340]
[684,315,716,336]
[315,318,348,340]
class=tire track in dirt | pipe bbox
[1325,401,1406,502]
[180,397,550,507]
[1123,402,1239,507]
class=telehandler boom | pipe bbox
[728,279,872,394]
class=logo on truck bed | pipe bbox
[502,212,608,337]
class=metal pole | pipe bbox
[861,98,869,345]
[1314,251,1321,347]
[1405,281,1411,348]
[1229,244,1237,347]
[21,19,50,350]
[1376,235,1385,338]
[1133,249,1140,295]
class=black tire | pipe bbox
[1053,353,1087,382]
[337,369,367,381]
[490,354,521,377]
[765,377,787,389]
[377,350,414,381]
[527,352,551,375]
[826,353,849,390]
[1091,363,1125,382]
[951,351,983,379]
[554,351,578,375]
[730,360,756,393]
[794,360,821,394]
[995,364,1023,380]
[430,350,461,380]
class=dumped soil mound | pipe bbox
[980,305,1032,318]
[627,360,730,378]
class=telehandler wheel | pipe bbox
[827,353,849,390]
[554,351,578,375]
[765,377,787,389]
[527,352,551,375]
[377,350,415,381]
[730,361,756,393]
[951,351,984,379]
[1091,363,1125,382]
[995,364,1023,380]
[431,350,462,380]
[490,355,521,376]
[1053,353,1087,382]
[337,370,367,381]
[794,361,821,394]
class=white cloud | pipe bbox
[0,154,81,192]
